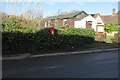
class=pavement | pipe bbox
[2,43,119,60]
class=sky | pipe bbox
[42,2,118,17]
[1,1,119,18]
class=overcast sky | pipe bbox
[1,1,119,17]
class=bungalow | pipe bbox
[74,13,106,41]
[74,15,97,31]
[43,11,105,33]
[74,13,105,33]
[43,11,88,28]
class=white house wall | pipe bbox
[95,15,104,25]
[74,15,97,31]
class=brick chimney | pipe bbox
[112,8,116,15]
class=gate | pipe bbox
[96,33,106,42]
[114,33,120,43]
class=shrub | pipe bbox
[105,23,117,33]
[58,27,96,38]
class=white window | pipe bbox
[63,19,68,26]
[55,19,58,26]
[48,21,51,27]
[98,27,104,32]
[45,22,47,28]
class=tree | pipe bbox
[5,1,43,28]
[105,23,117,33]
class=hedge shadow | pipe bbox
[2,28,95,54]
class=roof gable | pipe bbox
[90,13,100,18]
[90,13,105,25]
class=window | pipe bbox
[97,26,104,32]
[63,19,68,26]
[45,22,47,28]
[86,21,92,28]
[55,19,58,27]
[48,21,51,27]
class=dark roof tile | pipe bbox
[101,14,118,25]
[43,11,88,21]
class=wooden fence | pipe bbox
[114,33,120,43]
[95,33,106,42]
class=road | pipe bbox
[2,51,118,78]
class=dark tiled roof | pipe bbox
[43,11,88,21]
[76,14,88,20]
[101,14,118,25]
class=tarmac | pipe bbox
[1,43,119,60]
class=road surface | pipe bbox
[2,51,118,78]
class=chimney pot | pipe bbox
[112,8,116,15]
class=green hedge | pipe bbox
[2,27,96,53]
[57,27,96,37]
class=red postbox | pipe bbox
[49,27,55,35]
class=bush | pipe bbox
[2,14,41,29]
[105,23,117,33]
[58,27,96,38]
[2,27,96,53]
